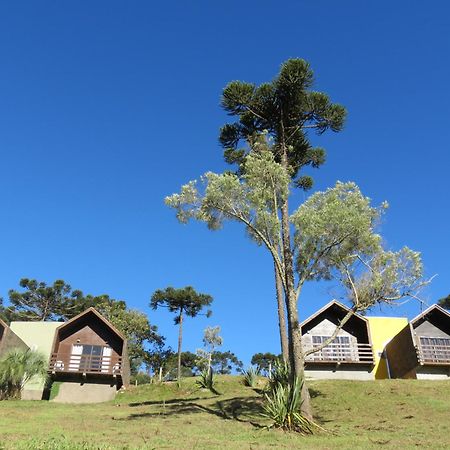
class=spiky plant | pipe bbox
[0,348,48,399]
[263,375,315,434]
[196,367,219,394]
[242,366,260,387]
[265,360,290,394]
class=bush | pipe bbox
[196,367,220,394]
[263,362,317,434]
[0,348,48,400]
[130,372,153,385]
[242,366,260,387]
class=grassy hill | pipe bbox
[0,376,449,449]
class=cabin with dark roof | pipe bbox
[301,300,375,380]
[386,304,450,379]
[48,308,130,393]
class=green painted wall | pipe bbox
[9,322,60,395]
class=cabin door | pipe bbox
[101,346,112,373]
[69,344,83,371]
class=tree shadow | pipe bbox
[121,396,266,429]
[128,396,213,407]
[308,387,324,399]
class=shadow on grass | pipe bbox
[121,396,266,429]
[128,396,210,407]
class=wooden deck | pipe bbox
[304,342,374,364]
[48,352,124,376]
[417,344,450,365]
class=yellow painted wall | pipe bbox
[366,317,409,379]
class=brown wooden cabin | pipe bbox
[48,308,130,388]
[386,304,450,379]
[0,318,28,358]
[301,301,374,378]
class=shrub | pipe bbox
[242,366,260,387]
[263,362,318,434]
[130,372,153,385]
[196,368,219,394]
[0,348,48,400]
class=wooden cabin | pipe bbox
[386,304,450,379]
[301,300,375,380]
[48,308,130,389]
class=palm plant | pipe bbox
[0,348,48,399]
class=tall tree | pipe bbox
[198,326,223,375]
[166,146,428,419]
[7,278,74,321]
[219,60,346,410]
[150,286,212,384]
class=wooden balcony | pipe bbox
[417,344,450,365]
[304,342,374,364]
[48,353,123,376]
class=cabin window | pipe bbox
[311,335,354,360]
[419,337,450,362]
[69,344,113,372]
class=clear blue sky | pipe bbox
[1,1,449,366]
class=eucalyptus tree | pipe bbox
[197,326,223,375]
[150,286,212,384]
[166,145,428,418]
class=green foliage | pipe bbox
[130,371,153,385]
[150,286,213,322]
[0,348,48,399]
[251,352,280,376]
[7,278,74,321]
[210,351,243,374]
[263,376,314,434]
[161,351,198,379]
[265,360,290,395]
[219,58,346,186]
[438,294,450,310]
[166,139,289,249]
[242,366,260,387]
[291,181,427,311]
[196,367,219,394]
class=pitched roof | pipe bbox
[55,307,126,342]
[410,303,450,326]
[301,299,368,328]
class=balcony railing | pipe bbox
[303,342,374,364]
[48,353,123,376]
[417,344,450,364]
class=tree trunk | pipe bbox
[274,261,289,363]
[177,309,183,385]
[279,145,313,420]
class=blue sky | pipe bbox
[0,1,449,366]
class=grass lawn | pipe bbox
[0,376,449,449]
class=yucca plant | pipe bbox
[196,367,219,394]
[265,360,289,394]
[263,375,315,434]
[0,348,48,399]
[242,366,260,387]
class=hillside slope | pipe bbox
[0,376,448,449]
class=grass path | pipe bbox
[0,376,449,449]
